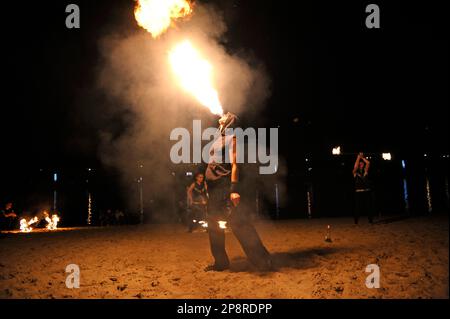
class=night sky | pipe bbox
[2,0,448,166]
[1,0,449,219]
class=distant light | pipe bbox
[382,153,392,161]
[424,153,427,157]
[401,160,406,169]
[186,172,193,176]
[308,167,312,171]
[87,168,92,172]
[332,146,341,156]
[53,173,58,182]
[293,117,299,123]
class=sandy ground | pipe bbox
[0,215,448,299]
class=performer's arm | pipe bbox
[230,136,239,183]
[204,181,209,199]
[230,136,240,206]
[187,183,195,206]
[353,153,361,177]
[361,155,370,176]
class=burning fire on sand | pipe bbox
[19,212,60,233]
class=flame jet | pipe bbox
[134,0,192,38]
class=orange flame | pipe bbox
[20,217,39,233]
[218,221,227,229]
[134,0,192,38]
[45,214,60,230]
[169,40,224,116]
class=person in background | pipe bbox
[352,152,374,224]
[186,172,208,232]
[1,202,18,230]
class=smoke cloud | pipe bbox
[97,2,277,221]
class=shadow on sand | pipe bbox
[374,215,411,225]
[229,246,349,274]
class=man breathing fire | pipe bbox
[203,112,273,272]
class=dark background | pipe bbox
[1,0,448,225]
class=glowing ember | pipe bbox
[45,214,60,230]
[218,221,227,229]
[382,152,392,161]
[134,0,192,38]
[20,217,39,233]
[169,40,224,116]
[197,220,227,229]
[332,146,341,155]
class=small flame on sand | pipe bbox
[19,212,61,233]
[198,220,227,229]
[218,221,227,229]
[20,217,39,233]
[45,214,60,230]
[169,40,224,116]
[134,0,192,38]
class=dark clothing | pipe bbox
[188,181,208,232]
[192,181,207,203]
[0,210,18,230]
[205,175,272,270]
[353,168,374,223]
[354,191,374,224]
[205,135,233,181]
[187,204,207,232]
[354,169,371,191]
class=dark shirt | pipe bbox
[354,169,371,191]
[192,182,207,203]
[205,134,234,182]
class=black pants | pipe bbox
[354,191,374,224]
[0,217,18,231]
[206,179,271,269]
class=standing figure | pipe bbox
[352,152,374,224]
[186,172,208,232]
[0,202,18,231]
[204,112,272,271]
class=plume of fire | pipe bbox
[19,212,61,233]
[169,40,224,116]
[198,220,227,229]
[45,214,60,230]
[218,221,227,229]
[19,217,39,233]
[134,0,192,38]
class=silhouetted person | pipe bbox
[1,202,18,230]
[204,112,272,272]
[353,153,374,224]
[187,173,208,232]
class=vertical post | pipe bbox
[139,177,144,224]
[255,189,260,218]
[138,164,144,224]
[307,184,313,219]
[53,172,58,212]
[425,169,432,214]
[274,183,280,219]
[401,160,410,215]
